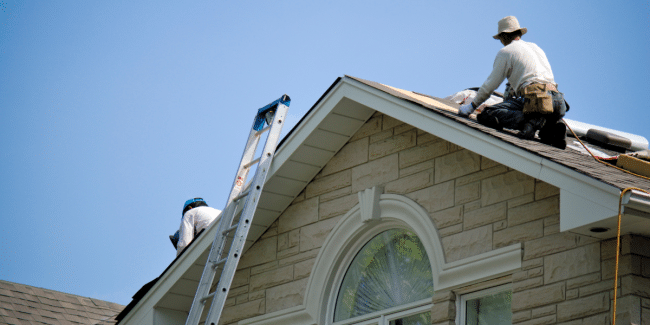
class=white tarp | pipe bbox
[444,89,504,118]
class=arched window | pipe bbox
[297,192,520,325]
[333,228,433,325]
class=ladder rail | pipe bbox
[185,96,289,325]
[227,125,264,203]
[204,103,272,267]
[185,122,264,325]
[203,102,287,325]
[185,128,261,325]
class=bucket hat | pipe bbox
[493,16,527,39]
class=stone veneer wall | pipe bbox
[217,112,650,325]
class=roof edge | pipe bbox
[342,76,623,197]
[624,189,650,214]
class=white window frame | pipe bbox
[457,284,512,325]
[332,298,432,325]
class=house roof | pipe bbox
[346,75,650,192]
[116,75,650,324]
[0,280,124,325]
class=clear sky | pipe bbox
[1,1,648,305]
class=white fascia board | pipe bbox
[539,158,621,212]
[341,77,625,229]
[559,189,618,231]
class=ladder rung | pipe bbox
[243,157,261,170]
[222,223,239,235]
[200,291,215,304]
[255,126,270,137]
[211,258,227,270]
[233,190,250,202]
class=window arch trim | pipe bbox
[239,191,521,325]
[304,192,522,325]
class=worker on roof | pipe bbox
[458,16,569,149]
[173,198,221,256]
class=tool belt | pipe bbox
[522,83,557,115]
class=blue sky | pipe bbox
[1,1,648,305]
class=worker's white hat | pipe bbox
[493,16,527,39]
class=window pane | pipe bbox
[389,311,431,325]
[466,290,512,325]
[334,229,434,322]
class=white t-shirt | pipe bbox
[473,40,556,106]
[176,206,221,256]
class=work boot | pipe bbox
[476,112,503,131]
[518,116,545,140]
[518,123,536,140]
[539,121,567,150]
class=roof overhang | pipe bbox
[337,77,650,239]
[118,76,650,324]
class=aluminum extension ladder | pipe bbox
[185,95,290,325]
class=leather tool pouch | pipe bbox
[523,84,554,115]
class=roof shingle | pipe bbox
[0,280,124,325]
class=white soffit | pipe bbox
[252,83,376,231]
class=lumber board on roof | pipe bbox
[381,83,459,113]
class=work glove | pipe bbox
[458,103,475,117]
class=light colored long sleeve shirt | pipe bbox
[473,40,556,107]
[177,206,221,256]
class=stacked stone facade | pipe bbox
[217,112,650,325]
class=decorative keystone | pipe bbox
[358,186,383,223]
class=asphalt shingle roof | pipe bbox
[0,280,124,325]
[347,75,650,192]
